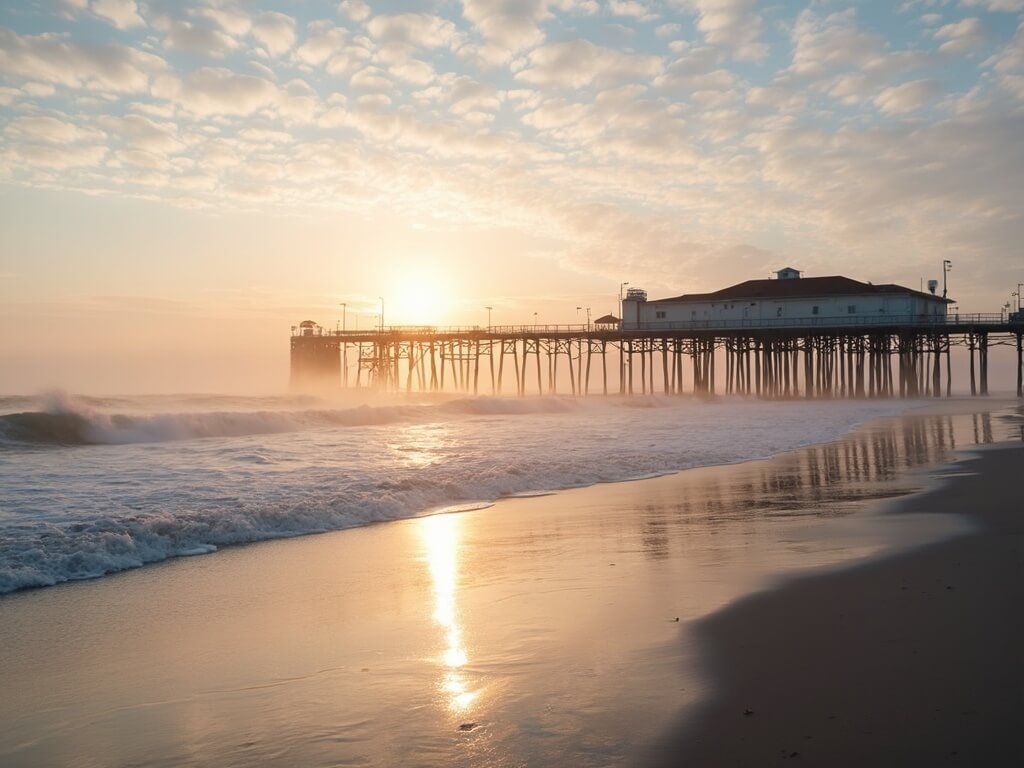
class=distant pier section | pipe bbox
[291,270,1024,398]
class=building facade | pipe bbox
[621,269,953,329]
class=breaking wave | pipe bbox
[0,394,580,447]
[0,391,927,593]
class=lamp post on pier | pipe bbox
[339,302,348,387]
[379,297,384,332]
[485,305,493,330]
[942,260,952,299]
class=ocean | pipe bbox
[0,391,928,594]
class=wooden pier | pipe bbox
[290,316,1024,398]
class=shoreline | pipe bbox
[646,440,1024,767]
[0,401,1020,766]
[2,396,1013,596]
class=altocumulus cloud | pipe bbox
[0,0,1022,301]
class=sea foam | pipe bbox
[0,394,921,593]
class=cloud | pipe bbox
[0,27,165,92]
[653,44,735,93]
[935,17,987,55]
[4,143,107,169]
[874,78,943,113]
[197,6,252,37]
[671,0,767,60]
[5,115,105,143]
[789,9,883,76]
[152,16,237,58]
[389,59,436,85]
[516,39,663,88]
[294,23,348,67]
[607,1,657,21]
[90,0,144,30]
[349,65,392,92]
[960,0,1024,11]
[656,23,682,39]
[446,75,501,114]
[460,0,549,52]
[252,11,296,57]
[97,114,184,153]
[989,21,1024,73]
[339,0,371,23]
[152,67,284,117]
[366,14,461,50]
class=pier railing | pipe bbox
[296,313,1015,338]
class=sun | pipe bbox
[390,271,455,326]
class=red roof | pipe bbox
[650,276,953,304]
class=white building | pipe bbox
[621,268,953,329]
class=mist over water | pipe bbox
[0,391,949,593]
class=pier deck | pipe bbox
[290,315,1024,398]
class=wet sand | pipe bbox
[0,403,1020,767]
[647,441,1024,768]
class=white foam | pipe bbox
[0,395,924,593]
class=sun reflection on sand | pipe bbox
[420,514,479,713]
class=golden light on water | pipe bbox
[420,514,478,713]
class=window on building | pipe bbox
[691,311,697,318]
[776,307,783,317]
[655,310,666,319]
[812,306,819,315]
[847,305,856,314]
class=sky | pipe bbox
[1,0,1023,392]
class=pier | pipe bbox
[291,316,1024,398]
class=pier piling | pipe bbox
[291,317,1021,399]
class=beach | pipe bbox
[0,400,1021,767]
[649,442,1024,767]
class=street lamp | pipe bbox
[586,307,591,329]
[533,311,538,327]
[576,306,582,325]
[1015,283,1022,313]
[379,296,384,332]
[339,302,347,332]
[485,305,493,329]
[942,260,952,299]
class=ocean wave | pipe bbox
[0,474,509,592]
[0,394,588,447]
[0,395,932,593]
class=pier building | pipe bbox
[622,269,951,330]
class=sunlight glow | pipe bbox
[391,270,455,326]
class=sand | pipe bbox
[0,404,1020,767]
[646,443,1024,767]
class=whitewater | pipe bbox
[0,392,922,594]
